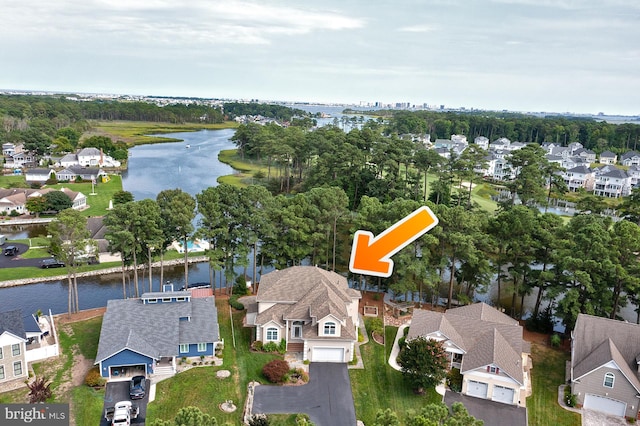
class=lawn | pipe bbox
[0,174,25,187]
[528,343,580,426]
[49,174,123,217]
[350,324,441,425]
[0,261,122,282]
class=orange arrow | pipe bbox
[349,206,438,278]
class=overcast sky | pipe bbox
[2,0,639,115]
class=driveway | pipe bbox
[0,242,55,268]
[101,379,149,425]
[253,363,356,426]
[582,409,628,426]
[444,391,527,426]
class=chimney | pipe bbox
[99,148,104,166]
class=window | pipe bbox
[488,366,499,374]
[292,322,302,339]
[147,298,157,304]
[177,297,186,302]
[12,344,20,357]
[197,343,207,352]
[179,344,189,353]
[324,322,336,335]
[604,372,615,388]
[0,365,4,380]
[162,298,171,303]
[266,327,278,341]
[13,361,22,376]
[0,347,3,359]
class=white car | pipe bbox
[104,400,139,426]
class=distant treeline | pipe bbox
[0,95,310,129]
[386,110,640,153]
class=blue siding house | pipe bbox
[95,289,221,379]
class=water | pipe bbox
[122,129,236,200]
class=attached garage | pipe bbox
[467,380,488,398]
[584,394,626,417]
[492,385,515,404]
[311,347,345,363]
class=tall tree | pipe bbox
[157,189,196,288]
[397,336,448,394]
[48,209,92,317]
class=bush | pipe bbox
[249,414,270,426]
[233,275,249,295]
[277,339,287,354]
[369,317,383,336]
[288,368,309,384]
[296,413,314,425]
[550,334,562,347]
[251,341,263,352]
[446,368,463,392]
[564,386,577,407]
[9,209,19,217]
[85,367,105,387]
[263,341,278,353]
[229,294,245,310]
[262,359,290,383]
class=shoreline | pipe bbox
[0,255,210,288]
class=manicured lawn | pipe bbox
[528,343,580,426]
[0,261,121,282]
[147,298,283,425]
[350,324,441,425]
[0,175,25,187]
[50,174,123,217]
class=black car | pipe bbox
[3,246,18,256]
[129,375,146,400]
[41,258,65,268]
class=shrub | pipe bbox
[296,413,314,425]
[249,414,270,426]
[288,368,309,384]
[252,341,264,352]
[263,341,278,353]
[550,333,562,347]
[233,275,250,295]
[369,317,383,336]
[398,336,407,350]
[277,339,286,354]
[9,210,19,217]
[446,368,463,392]
[229,295,245,310]
[85,367,105,387]
[262,359,290,383]
[564,385,577,407]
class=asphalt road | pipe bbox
[253,363,357,426]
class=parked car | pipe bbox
[41,258,65,268]
[3,245,18,256]
[129,375,146,400]
[104,400,139,426]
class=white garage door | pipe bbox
[584,394,626,417]
[467,380,488,398]
[492,385,515,404]
[311,347,344,363]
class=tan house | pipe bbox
[407,303,531,407]
[570,314,640,418]
[248,266,361,363]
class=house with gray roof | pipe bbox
[594,168,631,198]
[95,288,221,379]
[248,266,361,363]
[599,150,618,165]
[570,314,640,418]
[563,165,595,192]
[621,151,640,167]
[407,303,531,407]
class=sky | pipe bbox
[1,0,639,115]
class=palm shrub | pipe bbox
[27,376,52,403]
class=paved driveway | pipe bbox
[101,380,149,425]
[253,363,356,426]
[444,391,527,426]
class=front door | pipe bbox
[292,322,302,339]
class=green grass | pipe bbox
[49,174,123,217]
[147,299,282,425]
[217,149,269,187]
[0,261,121,282]
[350,324,441,425]
[0,175,25,187]
[72,385,105,426]
[528,343,580,426]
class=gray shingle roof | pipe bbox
[0,309,27,340]
[572,314,640,392]
[95,297,219,363]
[408,304,525,384]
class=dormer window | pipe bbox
[324,322,336,335]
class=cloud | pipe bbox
[397,25,435,33]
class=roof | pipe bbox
[255,266,360,338]
[25,168,53,176]
[567,165,593,174]
[78,147,102,156]
[572,314,640,392]
[408,303,525,384]
[599,168,628,179]
[0,309,27,341]
[600,150,617,157]
[95,296,219,363]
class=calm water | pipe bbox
[0,129,240,319]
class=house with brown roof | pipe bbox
[407,303,531,407]
[570,314,640,418]
[248,266,361,363]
